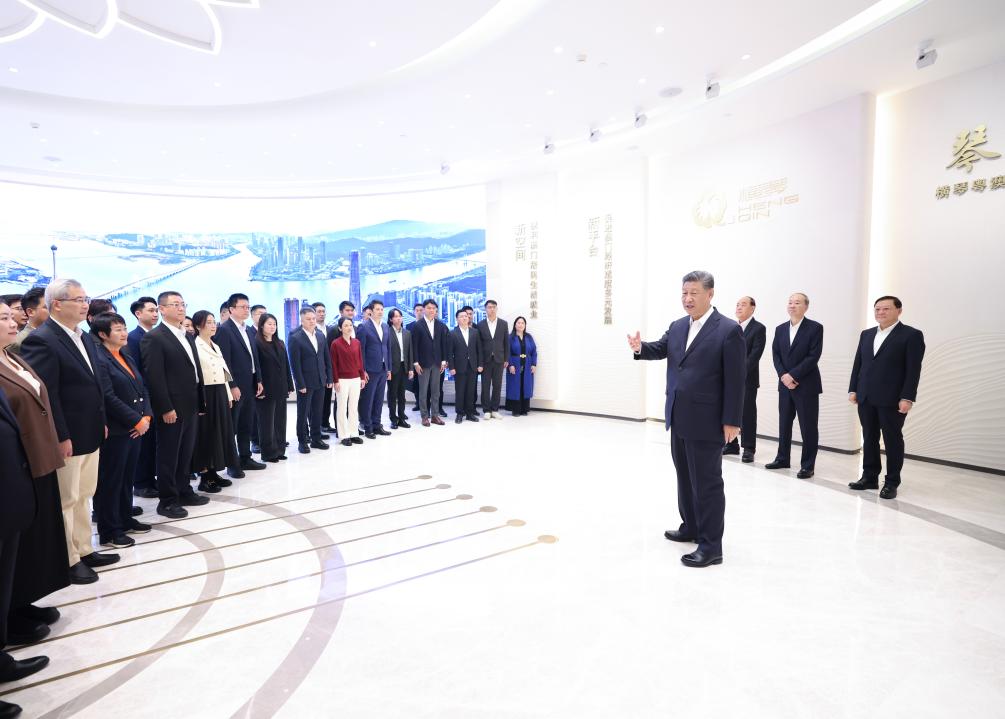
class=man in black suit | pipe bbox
[127,296,159,498]
[311,302,334,433]
[411,300,449,427]
[140,291,210,519]
[21,279,119,584]
[0,388,49,714]
[386,308,413,429]
[767,293,824,478]
[476,300,509,419]
[629,270,745,567]
[723,296,766,463]
[216,293,266,478]
[448,308,483,423]
[357,300,392,438]
[848,296,925,499]
[288,306,332,453]
[407,303,423,412]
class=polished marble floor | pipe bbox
[3,408,1004,718]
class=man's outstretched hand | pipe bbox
[627,331,642,353]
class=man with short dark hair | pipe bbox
[219,302,231,324]
[357,300,392,438]
[386,308,413,429]
[448,308,483,423]
[7,287,47,355]
[250,304,267,328]
[476,300,509,419]
[408,303,424,412]
[629,270,744,567]
[311,302,335,433]
[288,306,332,453]
[767,293,823,479]
[722,296,765,463]
[411,300,449,427]
[140,291,210,519]
[127,296,159,498]
[848,296,925,499]
[216,293,266,478]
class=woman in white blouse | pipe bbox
[191,310,238,493]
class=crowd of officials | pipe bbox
[0,280,537,718]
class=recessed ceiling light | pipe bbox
[213,81,222,87]
[553,45,563,54]
[545,89,555,96]
[262,150,269,155]
[161,149,168,155]
[377,119,385,126]
[524,122,533,129]
[608,115,617,122]
[92,129,100,136]
[424,147,432,153]
[327,160,334,165]
[659,86,683,98]
[224,163,232,168]
[655,25,665,34]
[368,40,377,48]
[741,53,751,60]
[356,143,363,149]
[199,136,206,142]
[638,77,647,85]
[112,158,119,164]
[8,67,18,73]
[290,132,298,138]
[464,93,472,99]
[39,138,47,143]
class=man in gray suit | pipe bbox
[476,300,509,419]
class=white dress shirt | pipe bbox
[460,326,470,346]
[371,318,383,342]
[425,317,436,336]
[740,317,752,332]
[52,318,93,372]
[487,318,497,338]
[394,327,405,364]
[306,328,318,353]
[686,306,715,351]
[166,322,199,381]
[789,319,803,345]
[231,318,255,372]
[874,320,900,355]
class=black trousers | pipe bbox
[481,360,504,412]
[132,429,156,491]
[0,531,20,676]
[257,395,288,460]
[96,433,141,540]
[388,362,408,422]
[360,369,388,431]
[776,389,819,470]
[859,402,907,484]
[230,383,256,464]
[155,411,198,505]
[322,385,334,428]
[296,388,324,443]
[670,430,725,555]
[454,370,477,417]
[727,385,759,451]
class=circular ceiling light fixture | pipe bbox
[659,86,683,98]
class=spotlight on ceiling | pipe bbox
[440,162,450,175]
[705,79,720,100]
[634,112,648,129]
[589,128,602,143]
[916,44,937,70]
[543,141,555,155]
[659,86,682,99]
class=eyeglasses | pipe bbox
[58,296,91,305]
[161,302,188,309]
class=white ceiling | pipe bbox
[1,0,1004,196]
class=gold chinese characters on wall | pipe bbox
[587,214,614,325]
[513,222,540,320]
[936,123,1003,199]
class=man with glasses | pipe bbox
[216,293,265,479]
[21,279,119,584]
[139,291,210,519]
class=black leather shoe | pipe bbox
[81,551,120,568]
[197,479,222,494]
[796,469,814,479]
[310,440,330,450]
[0,656,49,682]
[298,443,311,454]
[664,529,697,543]
[880,483,898,499]
[322,425,335,433]
[69,562,98,584]
[240,458,267,471]
[16,605,60,625]
[438,409,448,417]
[741,451,754,463]
[157,502,188,519]
[466,415,480,422]
[227,467,246,479]
[350,436,364,445]
[131,505,143,516]
[251,443,262,454]
[319,433,331,440]
[100,534,135,549]
[364,432,377,440]
[133,486,159,498]
[398,419,411,428]
[848,477,879,490]
[390,422,398,429]
[277,455,288,460]
[179,493,210,507]
[722,443,740,456]
[0,700,22,718]
[455,416,464,424]
[213,475,233,487]
[765,460,790,470]
[375,427,391,436]
[127,519,151,534]
[681,550,723,567]
[341,438,353,447]
[6,617,49,645]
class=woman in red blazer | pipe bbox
[329,316,366,447]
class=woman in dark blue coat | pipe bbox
[505,316,537,416]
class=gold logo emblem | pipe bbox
[947,124,1001,173]
[693,192,727,228]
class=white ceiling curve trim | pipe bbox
[16,0,117,38]
[0,3,43,42]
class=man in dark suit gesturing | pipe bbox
[723,296,766,463]
[848,296,925,499]
[767,293,823,479]
[629,270,745,567]
[216,293,265,477]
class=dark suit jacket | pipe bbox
[0,353,65,477]
[357,319,391,374]
[126,325,148,367]
[849,322,925,406]
[476,318,510,364]
[411,318,449,368]
[216,318,261,391]
[0,389,37,534]
[19,318,106,454]
[448,327,482,374]
[257,337,295,398]
[288,327,332,390]
[388,326,413,372]
[741,318,767,389]
[635,309,745,440]
[771,318,824,395]
[140,323,206,418]
[94,345,151,437]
